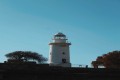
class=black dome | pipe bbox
[54,32,66,37]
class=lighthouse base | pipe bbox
[49,63,71,67]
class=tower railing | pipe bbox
[49,41,71,44]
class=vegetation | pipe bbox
[92,51,120,68]
[5,51,47,63]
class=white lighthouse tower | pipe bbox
[49,32,71,67]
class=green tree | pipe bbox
[5,51,47,63]
[92,51,120,68]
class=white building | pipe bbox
[49,32,71,67]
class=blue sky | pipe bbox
[0,0,120,66]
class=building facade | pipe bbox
[49,32,71,67]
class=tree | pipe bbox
[5,51,48,63]
[91,51,120,68]
[103,51,120,68]
[91,56,104,68]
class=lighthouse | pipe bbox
[49,32,71,67]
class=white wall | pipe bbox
[49,43,71,67]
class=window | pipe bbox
[62,52,65,55]
[62,59,66,63]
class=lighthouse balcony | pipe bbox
[49,40,71,44]
[49,42,71,46]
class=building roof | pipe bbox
[54,32,66,37]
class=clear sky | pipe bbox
[0,0,120,66]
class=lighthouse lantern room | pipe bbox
[49,32,71,67]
